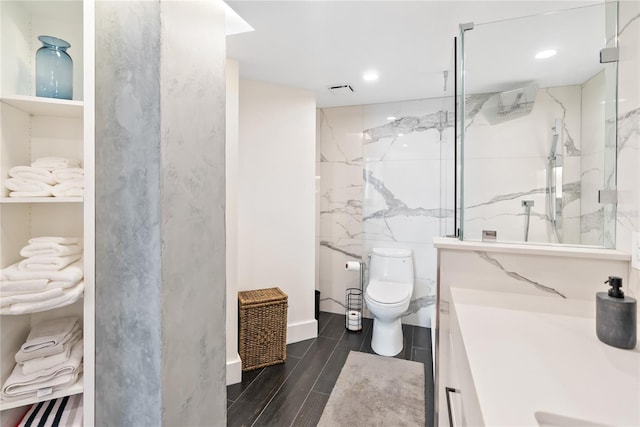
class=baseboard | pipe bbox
[286,319,318,344]
[226,353,242,385]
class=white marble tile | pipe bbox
[464,194,549,244]
[319,106,364,163]
[581,71,606,156]
[464,87,581,160]
[562,157,582,245]
[363,97,453,129]
[318,98,452,328]
[463,157,546,207]
[318,239,363,314]
[616,108,640,251]
[617,1,640,116]
[362,100,454,162]
[363,128,449,162]
[363,160,444,214]
[318,162,363,240]
[580,151,605,246]
[439,249,629,301]
[615,2,639,254]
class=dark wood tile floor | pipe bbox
[227,311,435,427]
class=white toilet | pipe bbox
[364,247,414,356]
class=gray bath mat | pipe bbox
[318,351,425,426]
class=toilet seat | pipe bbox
[366,280,412,306]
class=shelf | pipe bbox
[0,197,83,204]
[0,95,83,118]
[0,374,83,411]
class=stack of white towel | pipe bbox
[0,237,84,315]
[4,157,84,198]
[2,317,83,401]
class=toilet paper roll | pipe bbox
[345,261,361,272]
[347,310,362,331]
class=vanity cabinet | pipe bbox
[434,237,635,427]
[0,1,94,425]
[436,266,482,427]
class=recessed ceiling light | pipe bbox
[535,49,557,59]
[398,133,404,137]
[402,144,409,148]
[387,116,396,121]
[363,72,379,81]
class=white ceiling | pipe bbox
[226,1,605,107]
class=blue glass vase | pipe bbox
[35,35,73,100]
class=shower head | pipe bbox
[548,119,562,158]
[496,83,538,118]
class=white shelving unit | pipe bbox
[0,197,83,204]
[0,1,94,426]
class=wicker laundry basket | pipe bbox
[238,287,288,371]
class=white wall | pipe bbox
[225,58,241,385]
[238,79,317,343]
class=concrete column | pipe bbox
[95,1,226,425]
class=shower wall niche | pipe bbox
[459,2,618,247]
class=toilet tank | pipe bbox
[369,248,414,284]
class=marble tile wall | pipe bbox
[463,86,585,245]
[438,247,629,302]
[580,71,607,246]
[616,1,640,296]
[318,97,454,327]
[464,5,637,254]
[318,106,365,314]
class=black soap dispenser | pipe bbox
[596,276,637,349]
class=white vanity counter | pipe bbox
[450,287,640,426]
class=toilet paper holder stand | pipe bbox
[345,260,364,333]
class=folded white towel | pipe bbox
[2,340,83,399]
[9,190,53,198]
[20,242,82,258]
[0,278,50,293]
[0,288,65,306]
[31,157,81,171]
[18,254,82,272]
[2,281,84,315]
[0,278,80,298]
[52,168,84,184]
[1,260,83,282]
[9,166,56,185]
[54,188,83,197]
[28,236,83,246]
[51,180,84,197]
[15,322,81,362]
[47,278,83,291]
[20,317,79,353]
[21,331,81,375]
[5,178,54,193]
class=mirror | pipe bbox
[460,2,618,247]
